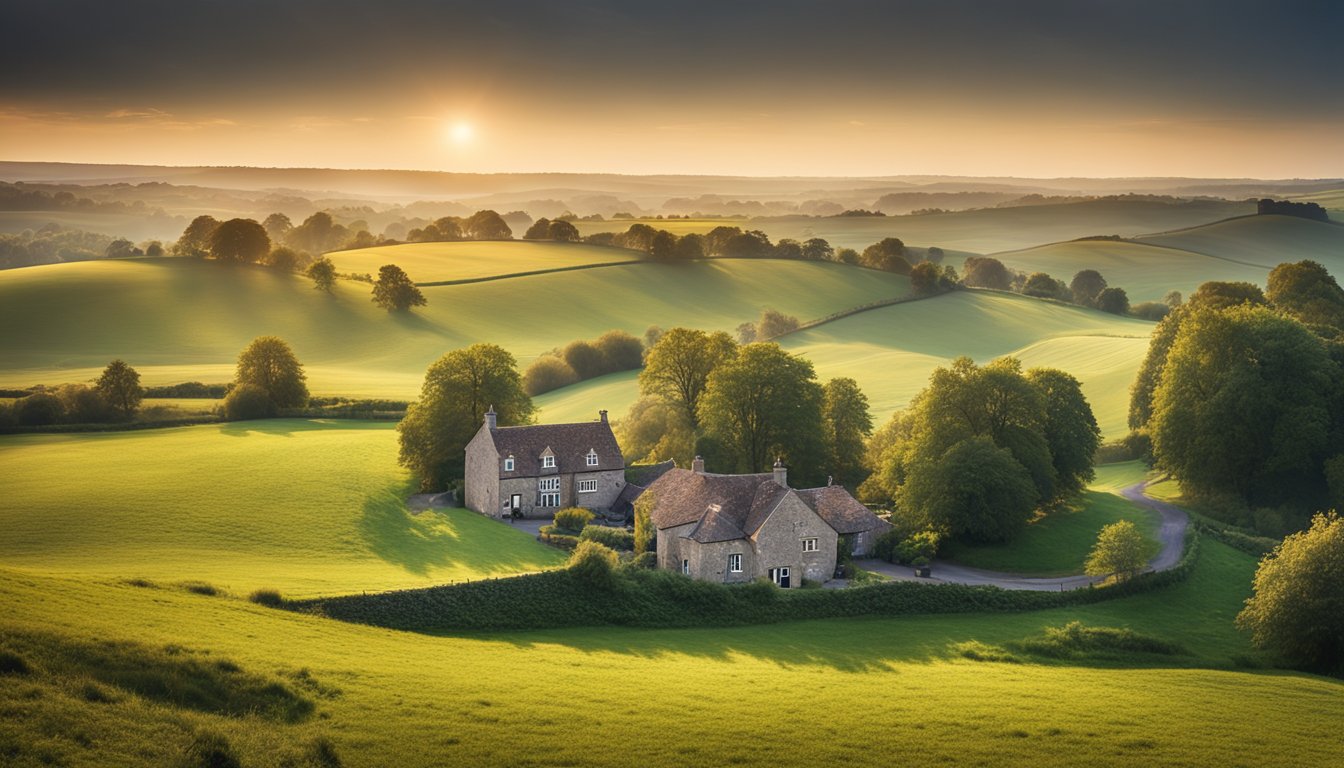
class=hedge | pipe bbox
[579,525,635,551]
[285,531,1202,633]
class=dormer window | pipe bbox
[503,457,514,472]
[542,455,556,469]
[586,450,599,467]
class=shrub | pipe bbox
[222,382,275,420]
[249,589,283,607]
[182,581,220,596]
[580,525,635,551]
[523,355,579,396]
[537,526,580,550]
[15,392,63,426]
[593,330,644,372]
[625,551,657,570]
[568,540,620,588]
[553,507,595,534]
[562,340,607,379]
[1016,621,1186,659]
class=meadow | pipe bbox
[0,255,909,397]
[325,240,644,284]
[0,420,564,597]
[1135,214,1344,274]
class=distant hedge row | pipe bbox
[287,532,1200,633]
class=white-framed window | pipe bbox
[540,493,560,507]
[586,450,599,467]
[503,457,514,472]
[539,478,560,492]
[681,559,690,575]
[770,566,791,587]
[802,537,819,553]
[542,455,556,469]
[578,479,597,493]
[728,553,742,573]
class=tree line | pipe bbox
[961,257,1173,318]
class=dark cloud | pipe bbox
[3,0,1342,116]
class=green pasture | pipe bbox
[991,239,1269,302]
[1287,188,1344,212]
[0,420,565,597]
[939,465,1161,576]
[0,255,909,397]
[575,198,1252,253]
[325,240,644,284]
[4,530,1338,768]
[1137,214,1344,274]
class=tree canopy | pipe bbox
[234,336,308,410]
[822,377,872,487]
[1266,260,1344,329]
[95,359,144,419]
[1237,512,1344,673]
[638,328,737,428]
[371,264,427,312]
[397,344,535,491]
[1084,520,1149,581]
[307,256,336,292]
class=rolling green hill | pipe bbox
[0,254,910,396]
[0,420,565,597]
[538,291,1153,439]
[325,240,645,284]
[1136,214,1344,273]
[575,198,1253,253]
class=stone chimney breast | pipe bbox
[692,455,705,474]
[485,406,497,430]
[599,409,608,423]
[773,459,788,488]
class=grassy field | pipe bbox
[940,464,1161,576]
[575,198,1253,253]
[0,255,909,397]
[1136,214,1344,274]
[0,420,565,597]
[325,240,644,284]
[990,239,1269,302]
[5,529,1339,768]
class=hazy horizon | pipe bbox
[4,0,1342,178]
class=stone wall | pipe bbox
[463,424,500,517]
[750,494,838,586]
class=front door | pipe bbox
[510,494,522,514]
[770,567,791,588]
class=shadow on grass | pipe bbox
[218,418,391,438]
[357,480,561,576]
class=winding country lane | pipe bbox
[853,480,1189,592]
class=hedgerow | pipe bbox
[286,532,1201,633]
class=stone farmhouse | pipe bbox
[464,409,626,519]
[643,457,892,587]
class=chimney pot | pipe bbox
[484,406,497,430]
[692,455,705,474]
[599,409,608,423]
[773,458,788,488]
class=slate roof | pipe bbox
[645,466,886,541]
[488,419,623,477]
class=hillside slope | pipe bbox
[326,240,645,284]
[0,254,909,395]
[1136,214,1344,273]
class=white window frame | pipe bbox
[539,478,560,492]
[586,450,599,467]
[578,479,598,493]
[770,566,790,587]
[503,457,514,472]
[540,492,560,507]
[681,559,690,575]
[802,537,819,553]
[728,553,742,573]
[542,455,556,469]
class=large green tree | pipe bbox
[306,256,337,292]
[1150,304,1338,504]
[234,336,309,410]
[463,210,512,240]
[371,264,427,312]
[1070,269,1107,307]
[1084,520,1149,581]
[175,214,220,258]
[95,359,144,419]
[898,436,1038,542]
[821,377,873,487]
[397,344,534,490]
[1026,368,1101,497]
[1237,512,1344,673]
[1266,260,1344,330]
[638,328,736,428]
[209,218,271,263]
[696,343,825,477]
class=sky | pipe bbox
[2,0,1342,178]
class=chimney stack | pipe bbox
[773,458,788,488]
[599,409,608,424]
[692,455,705,474]
[484,406,497,430]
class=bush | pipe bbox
[579,525,635,551]
[593,330,644,372]
[538,526,580,550]
[15,392,63,426]
[249,589,283,607]
[553,507,595,534]
[568,540,620,587]
[223,382,275,420]
[523,355,579,396]
[625,551,657,570]
[873,527,941,565]
[182,581,220,597]
[1016,621,1186,659]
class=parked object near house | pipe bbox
[640,457,891,587]
[464,408,626,519]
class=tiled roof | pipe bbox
[645,466,886,541]
[489,419,623,477]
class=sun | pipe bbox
[446,121,475,146]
